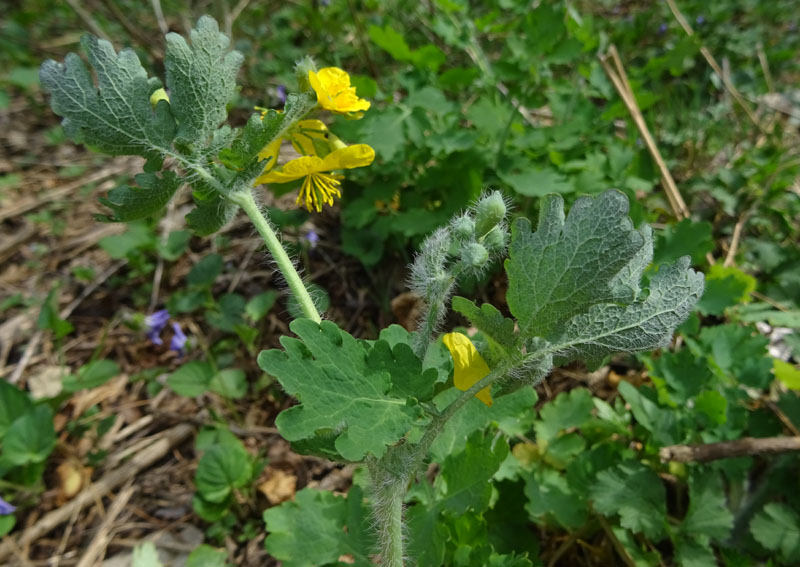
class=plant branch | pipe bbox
[232,190,322,323]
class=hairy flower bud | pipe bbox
[474,192,507,237]
[483,225,508,254]
[450,215,476,241]
[461,242,489,269]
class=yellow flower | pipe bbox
[309,67,371,115]
[442,332,493,407]
[255,144,375,212]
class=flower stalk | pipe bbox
[231,189,322,323]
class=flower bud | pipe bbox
[450,215,475,241]
[474,192,507,237]
[149,88,169,108]
[461,242,489,269]
[483,225,508,254]
[294,56,317,92]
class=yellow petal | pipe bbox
[442,332,493,407]
[257,138,282,168]
[291,119,329,156]
[255,155,324,184]
[320,144,375,171]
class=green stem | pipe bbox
[232,190,322,323]
[382,481,406,567]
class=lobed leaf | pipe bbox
[258,319,423,461]
[99,171,183,221]
[164,16,243,146]
[506,191,647,339]
[40,35,175,165]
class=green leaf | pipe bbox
[195,443,252,503]
[534,388,593,443]
[167,361,214,397]
[221,92,316,180]
[188,253,223,287]
[0,515,16,538]
[369,24,413,61]
[673,537,718,567]
[698,324,772,389]
[0,380,32,438]
[263,486,375,567]
[1,405,56,466]
[524,466,587,529]
[185,184,239,236]
[693,390,728,425]
[209,369,248,399]
[498,166,573,197]
[750,503,800,561]
[258,320,422,461]
[164,16,242,146]
[62,359,119,393]
[205,293,246,332]
[652,219,714,266]
[37,286,73,339]
[438,430,509,514]
[774,359,800,390]
[548,256,704,366]
[430,388,537,461]
[98,221,155,259]
[40,35,175,164]
[452,296,517,353]
[618,381,678,445]
[697,265,756,316]
[99,171,183,222]
[645,348,713,403]
[366,332,437,401]
[132,542,164,567]
[592,461,667,540]
[681,470,733,541]
[246,291,278,322]
[506,191,702,352]
[186,545,227,567]
[157,230,192,261]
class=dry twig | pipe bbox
[659,436,800,463]
[598,46,691,220]
[75,482,136,567]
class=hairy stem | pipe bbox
[232,189,322,323]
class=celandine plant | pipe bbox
[40,17,704,566]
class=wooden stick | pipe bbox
[598,47,691,220]
[659,436,800,463]
[664,0,761,129]
[0,424,193,562]
[75,482,136,567]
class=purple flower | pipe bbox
[696,15,705,25]
[0,496,16,515]
[320,0,330,6]
[305,230,320,249]
[170,322,188,355]
[276,85,287,105]
[658,22,668,35]
[145,309,170,346]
